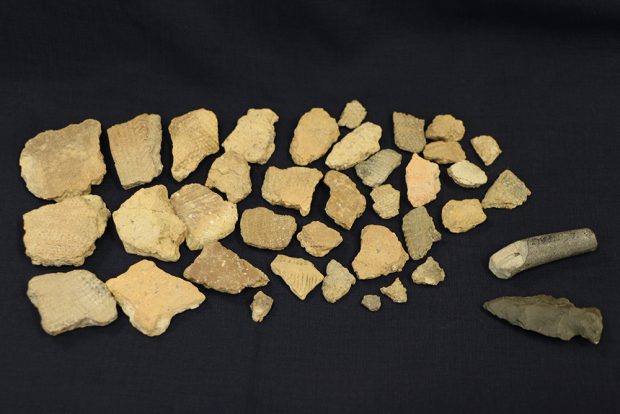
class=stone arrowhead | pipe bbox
[423,141,466,164]
[222,108,278,164]
[261,166,323,216]
[205,151,252,203]
[23,195,110,267]
[361,295,381,311]
[338,99,367,129]
[323,170,366,230]
[411,256,445,285]
[380,277,407,303]
[27,270,117,335]
[405,154,441,208]
[270,254,324,300]
[321,260,356,303]
[296,221,343,257]
[402,207,441,260]
[113,185,186,262]
[354,149,402,187]
[20,119,106,201]
[250,291,274,322]
[370,184,400,219]
[482,170,531,209]
[289,108,339,165]
[471,135,502,166]
[393,111,426,153]
[425,114,465,141]
[325,122,382,170]
[106,260,205,336]
[441,199,487,233]
[447,160,488,188]
[240,207,297,250]
[352,225,409,280]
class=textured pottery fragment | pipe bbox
[323,170,366,230]
[270,254,324,300]
[107,113,162,189]
[221,108,278,164]
[23,195,109,267]
[261,166,323,216]
[27,270,117,335]
[322,260,356,303]
[423,141,466,164]
[393,111,425,153]
[370,184,400,219]
[338,99,367,129]
[441,199,487,233]
[482,170,531,209]
[325,122,381,170]
[250,291,274,322]
[170,184,238,250]
[405,154,441,208]
[402,207,441,260]
[411,257,445,285]
[106,260,205,336]
[296,221,343,257]
[240,207,297,250]
[289,108,340,165]
[169,108,219,181]
[183,241,268,294]
[471,135,502,166]
[425,114,465,141]
[20,119,106,201]
[361,295,381,312]
[354,149,402,187]
[352,225,409,280]
[483,295,603,344]
[380,278,407,303]
[447,160,487,188]
[489,228,598,279]
[113,185,186,262]
[205,151,252,203]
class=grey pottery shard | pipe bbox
[322,260,356,303]
[354,149,402,187]
[240,207,297,250]
[352,225,409,280]
[425,114,465,141]
[261,166,323,216]
[401,207,441,260]
[482,170,531,209]
[489,228,598,279]
[107,113,163,189]
[370,184,400,219]
[184,241,268,294]
[113,185,186,262]
[27,270,117,336]
[393,112,425,153]
[483,295,603,344]
[169,108,219,182]
[222,108,279,164]
[205,151,252,203]
[250,291,274,322]
[338,99,367,129]
[23,195,110,267]
[289,108,340,166]
[325,122,382,170]
[296,221,343,257]
[270,254,324,300]
[323,170,366,230]
[20,119,106,201]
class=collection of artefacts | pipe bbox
[20,100,603,342]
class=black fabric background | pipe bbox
[2,1,619,413]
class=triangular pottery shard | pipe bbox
[380,278,407,303]
[270,254,324,300]
[261,166,323,216]
[289,108,340,166]
[401,206,441,260]
[482,170,531,209]
[323,170,366,230]
[352,225,409,280]
[222,108,279,164]
[20,119,106,201]
[483,295,603,344]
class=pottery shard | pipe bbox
[447,160,488,188]
[205,151,252,203]
[325,122,382,170]
[27,270,117,335]
[322,260,356,303]
[471,135,502,166]
[222,108,279,164]
[352,225,409,280]
[412,256,445,285]
[361,295,381,311]
[441,199,487,233]
[402,206,442,260]
[482,170,531,209]
[23,195,109,267]
[261,166,323,216]
[289,108,340,166]
[370,184,400,219]
[393,112,426,153]
[338,99,367,129]
[250,291,274,322]
[270,254,324,300]
[425,114,465,141]
[106,260,205,336]
[405,153,441,208]
[184,241,268,294]
[240,207,297,250]
[297,221,343,257]
[20,119,106,201]
[170,184,238,250]
[169,108,219,182]
[107,113,163,189]
[423,141,466,164]
[113,185,186,262]
[354,149,402,187]
[323,170,366,230]
[380,277,407,303]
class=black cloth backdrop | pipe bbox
[1,1,619,413]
